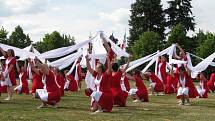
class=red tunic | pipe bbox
[5,56,16,86]
[111,70,128,106]
[56,74,65,96]
[207,73,215,92]
[148,72,164,92]
[76,63,83,82]
[67,74,78,91]
[158,61,167,84]
[134,76,148,102]
[31,72,43,93]
[165,75,175,94]
[105,49,114,68]
[92,71,113,112]
[18,71,29,94]
[199,79,209,98]
[45,70,61,103]
[176,72,198,98]
[123,76,130,91]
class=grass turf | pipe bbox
[0,81,215,121]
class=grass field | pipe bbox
[1,81,215,121]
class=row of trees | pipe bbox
[128,0,215,61]
[0,26,75,53]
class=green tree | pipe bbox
[196,32,215,58]
[128,0,166,49]
[165,0,195,32]
[167,24,196,52]
[8,25,32,48]
[0,26,9,44]
[132,31,163,59]
[35,31,75,53]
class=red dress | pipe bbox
[157,60,167,84]
[207,73,215,92]
[176,72,198,98]
[165,75,175,94]
[92,71,113,112]
[31,72,44,93]
[75,63,83,82]
[4,56,16,86]
[199,79,209,98]
[148,72,164,92]
[56,74,65,96]
[134,76,149,102]
[17,71,29,94]
[45,70,61,103]
[111,70,128,107]
[67,74,78,91]
[122,76,130,91]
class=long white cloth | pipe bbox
[0,43,36,59]
[39,34,98,59]
[188,52,215,67]
[187,52,215,78]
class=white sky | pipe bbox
[0,0,214,43]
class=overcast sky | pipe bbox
[0,0,214,43]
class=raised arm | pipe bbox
[85,55,95,74]
[100,32,111,52]
[121,55,132,73]
[28,58,40,75]
[174,43,185,60]
[106,51,112,75]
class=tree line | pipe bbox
[128,0,215,60]
[0,25,75,53]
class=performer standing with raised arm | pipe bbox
[0,47,16,101]
[85,51,113,113]
[111,55,131,107]
[34,57,61,109]
[14,60,29,94]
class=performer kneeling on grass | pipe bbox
[176,66,191,106]
[33,57,61,109]
[28,59,44,98]
[207,71,215,93]
[110,55,131,107]
[143,71,164,96]
[14,60,29,94]
[85,52,113,113]
[196,72,208,98]
[127,70,149,103]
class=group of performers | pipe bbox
[0,38,214,113]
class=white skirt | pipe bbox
[128,88,138,95]
[150,83,156,90]
[121,83,127,92]
[36,89,48,102]
[90,91,102,102]
[177,87,189,96]
[64,81,70,89]
[3,76,12,86]
[196,86,206,97]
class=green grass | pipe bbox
[1,81,215,121]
